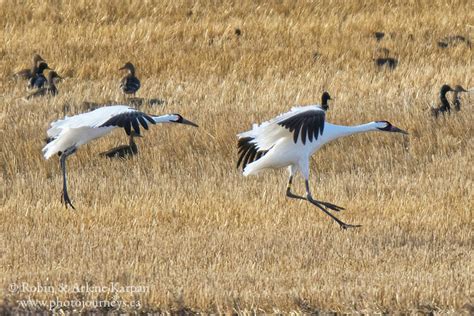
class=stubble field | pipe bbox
[0,0,473,313]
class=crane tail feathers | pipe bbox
[237,136,268,174]
[42,138,61,159]
[242,161,263,176]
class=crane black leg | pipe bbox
[60,146,77,210]
[304,180,361,229]
[286,175,305,200]
[286,176,345,212]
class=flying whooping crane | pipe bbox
[43,105,198,209]
[237,92,408,229]
[119,62,140,96]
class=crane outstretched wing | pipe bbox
[46,106,156,139]
[277,109,325,145]
[100,110,155,136]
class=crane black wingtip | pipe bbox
[237,137,268,170]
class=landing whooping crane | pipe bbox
[13,54,45,80]
[43,105,198,209]
[237,92,408,229]
[119,62,140,96]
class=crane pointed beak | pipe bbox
[391,126,408,135]
[179,118,199,127]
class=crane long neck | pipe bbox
[152,114,178,124]
[323,122,380,143]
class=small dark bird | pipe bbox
[374,57,398,69]
[374,47,398,70]
[235,28,242,37]
[374,32,385,41]
[100,131,142,159]
[26,71,62,99]
[437,35,472,49]
[28,62,51,89]
[376,47,390,55]
[452,85,468,111]
[119,62,140,96]
[13,54,45,80]
[431,84,454,118]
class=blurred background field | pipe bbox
[0,0,472,313]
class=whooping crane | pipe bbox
[28,62,51,89]
[99,130,142,158]
[26,71,62,99]
[13,54,45,80]
[237,92,408,229]
[119,62,140,96]
[43,105,198,209]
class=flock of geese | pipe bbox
[15,54,141,101]
[12,53,472,229]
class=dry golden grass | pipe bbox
[1,0,473,313]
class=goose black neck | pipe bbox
[321,92,331,110]
[439,95,450,111]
